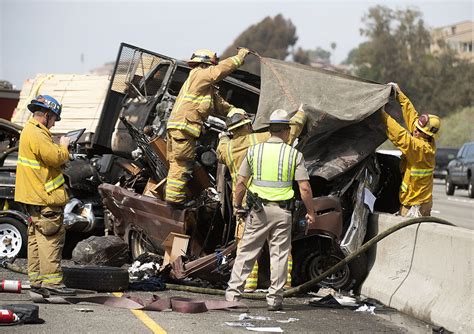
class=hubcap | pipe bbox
[0,224,23,257]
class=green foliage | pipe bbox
[436,107,474,147]
[221,14,297,74]
[345,5,474,118]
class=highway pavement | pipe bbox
[431,179,473,230]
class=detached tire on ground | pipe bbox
[63,266,129,292]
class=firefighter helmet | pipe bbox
[27,95,62,121]
[187,49,218,66]
[415,114,440,139]
[226,108,251,131]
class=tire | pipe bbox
[62,265,129,292]
[0,217,28,258]
[468,177,474,199]
[445,175,455,196]
[292,239,368,291]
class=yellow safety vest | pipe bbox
[14,118,70,206]
[247,142,298,201]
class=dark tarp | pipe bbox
[253,58,393,180]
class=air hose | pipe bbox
[167,216,454,299]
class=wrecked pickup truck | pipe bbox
[97,43,402,291]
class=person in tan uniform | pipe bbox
[225,109,315,311]
[381,83,440,216]
[217,106,307,291]
[165,48,250,207]
[15,95,75,296]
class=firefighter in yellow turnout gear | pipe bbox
[165,48,249,206]
[15,95,75,296]
[381,83,440,216]
[217,106,307,291]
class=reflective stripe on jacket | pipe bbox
[381,92,436,206]
[167,51,246,138]
[15,118,70,206]
[247,142,298,201]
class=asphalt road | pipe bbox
[431,179,474,230]
[0,261,434,334]
[1,181,469,333]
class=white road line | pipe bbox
[431,210,440,214]
[447,197,474,204]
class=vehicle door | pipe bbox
[93,43,178,156]
[460,144,474,185]
[451,144,466,184]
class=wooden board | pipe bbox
[11,73,110,134]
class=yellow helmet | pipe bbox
[415,114,441,139]
[187,49,218,65]
[226,108,251,131]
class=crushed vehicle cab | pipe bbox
[94,43,401,291]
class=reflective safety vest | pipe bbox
[247,142,298,201]
[14,118,70,206]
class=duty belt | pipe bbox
[260,199,294,210]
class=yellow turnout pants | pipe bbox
[165,129,196,204]
[27,205,66,288]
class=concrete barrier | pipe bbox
[361,213,473,333]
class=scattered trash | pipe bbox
[309,294,344,308]
[128,276,165,291]
[128,252,163,281]
[0,309,19,324]
[225,322,254,327]
[355,304,376,314]
[72,236,129,267]
[239,313,271,321]
[74,308,94,313]
[276,318,299,323]
[246,327,283,333]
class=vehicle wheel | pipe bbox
[130,229,155,260]
[468,178,474,198]
[445,175,455,196]
[292,243,368,291]
[0,217,27,258]
[62,265,129,292]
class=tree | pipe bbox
[345,5,473,117]
[221,14,298,74]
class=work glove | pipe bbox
[387,82,401,98]
[237,47,250,59]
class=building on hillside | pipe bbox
[430,20,473,62]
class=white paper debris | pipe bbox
[363,187,376,213]
[276,318,299,323]
[355,304,376,314]
[239,313,271,321]
[246,327,284,333]
[226,322,254,327]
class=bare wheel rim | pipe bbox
[130,230,153,259]
[304,252,350,289]
[0,224,23,257]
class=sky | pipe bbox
[0,0,472,88]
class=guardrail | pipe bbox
[361,213,473,333]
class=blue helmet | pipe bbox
[27,95,62,121]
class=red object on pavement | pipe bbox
[0,309,18,323]
[1,279,22,293]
